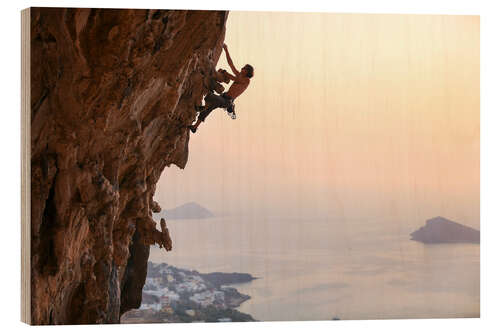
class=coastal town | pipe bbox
[121,262,256,323]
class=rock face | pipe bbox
[156,201,215,220]
[30,8,228,324]
[410,217,480,244]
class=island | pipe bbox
[121,262,256,323]
[155,202,215,220]
[410,216,480,244]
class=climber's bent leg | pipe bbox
[189,94,231,134]
[189,105,215,133]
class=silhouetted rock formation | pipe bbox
[157,202,215,220]
[30,8,228,324]
[200,272,257,287]
[410,217,480,244]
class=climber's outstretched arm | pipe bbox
[223,44,239,76]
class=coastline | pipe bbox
[121,262,256,323]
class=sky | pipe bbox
[154,11,479,229]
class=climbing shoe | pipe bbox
[194,105,204,112]
[188,125,197,134]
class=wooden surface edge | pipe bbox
[21,7,31,325]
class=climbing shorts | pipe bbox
[198,93,234,122]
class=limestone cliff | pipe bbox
[30,8,228,324]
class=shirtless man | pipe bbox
[189,43,254,133]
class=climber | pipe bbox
[189,43,254,133]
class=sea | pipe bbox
[149,215,479,321]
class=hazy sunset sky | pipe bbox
[155,11,479,228]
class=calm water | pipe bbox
[149,215,479,321]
